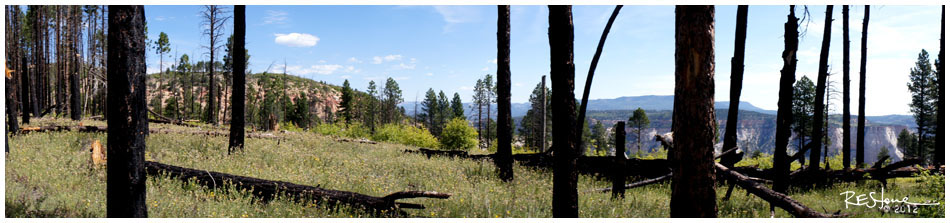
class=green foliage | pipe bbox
[907,49,938,165]
[591,120,607,154]
[628,107,650,153]
[913,168,946,218]
[876,146,892,166]
[440,118,479,151]
[451,93,465,119]
[518,81,551,152]
[792,76,817,152]
[339,80,354,124]
[372,124,439,149]
[312,122,372,139]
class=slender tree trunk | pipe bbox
[495,5,514,182]
[809,5,834,172]
[842,6,852,170]
[670,5,717,218]
[548,5,578,218]
[723,5,748,168]
[229,5,246,154]
[70,6,81,120]
[857,5,870,167]
[208,12,217,126]
[936,5,945,167]
[773,4,799,210]
[6,6,20,134]
[612,121,626,199]
[541,75,546,152]
[106,5,148,217]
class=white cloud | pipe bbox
[395,63,416,70]
[425,72,434,76]
[340,75,352,79]
[394,76,410,81]
[491,59,497,64]
[348,57,362,63]
[269,63,343,75]
[481,66,491,71]
[263,10,289,25]
[459,86,473,91]
[372,54,403,64]
[274,33,319,47]
[514,82,523,87]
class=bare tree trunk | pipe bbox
[774,5,799,203]
[495,5,514,182]
[670,5,717,218]
[612,121,626,199]
[935,5,945,167]
[106,5,148,217]
[722,5,748,168]
[548,5,578,218]
[229,5,246,154]
[70,6,81,120]
[7,6,22,132]
[842,6,852,170]
[809,5,834,172]
[857,5,870,167]
[541,75,546,153]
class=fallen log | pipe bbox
[593,173,672,193]
[148,109,200,127]
[336,138,378,144]
[715,163,836,218]
[145,161,451,211]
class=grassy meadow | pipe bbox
[5,117,944,218]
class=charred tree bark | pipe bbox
[670,5,717,218]
[106,5,148,217]
[612,121,626,199]
[6,6,21,134]
[722,5,748,168]
[774,5,799,198]
[857,5,869,167]
[495,5,514,182]
[715,163,831,217]
[842,6,852,169]
[809,5,834,172]
[548,5,579,218]
[228,5,246,154]
[936,5,945,167]
[70,6,81,120]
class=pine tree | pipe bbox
[628,107,650,155]
[451,93,464,119]
[907,49,938,163]
[339,79,353,124]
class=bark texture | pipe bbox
[548,5,579,218]
[842,5,852,169]
[229,5,246,153]
[809,5,834,172]
[670,5,717,218]
[106,5,148,218]
[722,5,748,167]
[774,5,800,196]
[495,5,513,182]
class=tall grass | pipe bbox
[5,117,943,218]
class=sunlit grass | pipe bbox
[5,117,944,218]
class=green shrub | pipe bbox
[372,124,439,149]
[440,118,479,151]
[280,122,304,132]
[311,122,371,139]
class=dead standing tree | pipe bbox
[106,5,148,217]
[773,5,800,211]
[857,5,869,167]
[548,5,579,218]
[201,5,231,126]
[721,5,748,200]
[937,5,945,167]
[670,5,717,218]
[229,5,246,153]
[612,121,626,199]
[842,5,852,169]
[495,5,514,182]
[808,5,834,172]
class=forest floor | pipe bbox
[5,117,945,218]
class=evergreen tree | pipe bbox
[518,81,551,152]
[897,128,918,158]
[792,76,816,163]
[451,93,464,119]
[365,80,378,132]
[339,79,354,124]
[382,77,403,125]
[907,49,938,163]
[420,88,438,132]
[436,90,450,136]
[628,107,650,155]
[591,120,607,155]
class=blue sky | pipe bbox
[142,5,943,116]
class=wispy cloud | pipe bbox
[263,10,289,25]
[433,6,481,33]
[274,33,319,47]
[348,57,363,63]
[269,64,343,75]
[372,54,403,64]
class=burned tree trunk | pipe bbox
[808,5,834,172]
[857,5,870,167]
[495,5,514,182]
[106,5,148,218]
[228,5,246,153]
[842,5,852,169]
[936,5,945,167]
[6,6,21,134]
[70,6,81,120]
[774,4,800,200]
[547,5,579,218]
[722,5,748,168]
[670,5,717,218]
[612,121,626,199]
